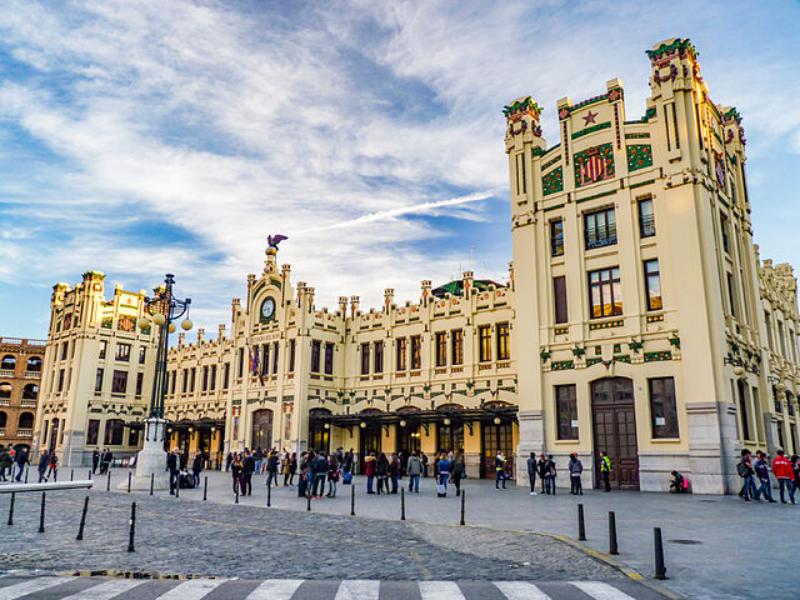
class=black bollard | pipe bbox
[609,511,619,555]
[235,488,239,504]
[127,471,132,493]
[24,465,29,484]
[401,488,405,521]
[149,473,154,496]
[6,492,14,526]
[350,484,355,516]
[203,476,208,501]
[127,502,136,552]
[70,469,74,482]
[106,470,111,491]
[88,470,92,481]
[76,496,89,541]
[578,503,586,541]
[38,492,46,533]
[654,527,667,579]
[176,478,180,498]
[306,492,311,512]
[459,490,466,526]
[266,480,271,507]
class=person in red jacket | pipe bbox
[772,449,795,504]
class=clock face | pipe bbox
[260,297,276,321]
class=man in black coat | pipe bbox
[14,447,29,482]
[242,450,255,496]
[167,448,180,495]
[92,449,100,474]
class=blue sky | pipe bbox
[0,1,798,339]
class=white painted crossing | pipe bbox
[59,578,147,600]
[571,581,639,600]
[154,578,229,599]
[494,581,552,600]
[418,581,467,600]
[333,579,380,600]
[0,577,72,600]
[245,579,304,600]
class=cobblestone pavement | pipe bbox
[0,575,668,599]
[108,469,799,600]
[0,486,627,584]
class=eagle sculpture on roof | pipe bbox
[267,234,288,250]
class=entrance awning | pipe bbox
[167,418,226,432]
[308,406,517,427]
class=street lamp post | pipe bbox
[127,274,193,491]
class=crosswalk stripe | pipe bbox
[59,579,147,600]
[155,578,228,599]
[244,579,304,600]
[0,577,72,600]
[419,581,466,600]
[494,581,552,599]
[334,580,380,600]
[570,581,638,600]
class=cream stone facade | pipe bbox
[29,38,800,492]
[33,271,160,466]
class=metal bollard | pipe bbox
[578,503,586,541]
[88,470,92,481]
[350,484,355,516]
[127,471,132,493]
[654,527,667,580]
[203,476,208,501]
[76,496,89,541]
[266,480,271,507]
[38,492,46,533]
[608,511,618,555]
[459,490,466,526]
[127,502,136,552]
[149,473,154,496]
[106,470,111,491]
[175,478,180,498]
[6,492,14,526]
[235,488,239,504]
[401,488,405,521]
[24,465,29,484]
[70,469,74,482]
[306,492,311,512]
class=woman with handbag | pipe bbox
[450,451,465,497]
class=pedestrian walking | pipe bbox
[326,454,339,498]
[599,450,612,492]
[289,452,297,486]
[312,452,328,498]
[167,447,180,495]
[451,450,465,496]
[231,454,243,495]
[47,452,58,482]
[407,451,421,493]
[436,453,450,497]
[225,451,233,472]
[569,453,583,495]
[14,446,29,482]
[100,448,113,474]
[242,450,255,496]
[772,450,794,504]
[364,451,376,494]
[91,449,100,474]
[343,448,354,476]
[37,449,50,483]
[753,450,775,502]
[526,452,537,496]
[389,453,400,494]
[737,449,756,501]
[0,446,11,481]
[376,452,389,495]
[266,450,280,488]
[191,453,203,488]
[494,451,507,490]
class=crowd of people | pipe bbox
[737,448,800,504]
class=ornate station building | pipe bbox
[33,38,800,492]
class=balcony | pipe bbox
[20,399,37,408]
[0,369,14,378]
[0,427,5,436]
[17,428,33,438]
[0,399,9,407]
[585,226,617,250]
[24,371,41,379]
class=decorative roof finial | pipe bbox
[266,234,288,257]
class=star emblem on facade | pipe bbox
[583,110,598,125]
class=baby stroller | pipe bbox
[179,470,194,489]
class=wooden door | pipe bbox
[251,409,273,452]
[481,422,514,479]
[591,378,639,489]
[359,424,381,471]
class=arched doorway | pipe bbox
[358,409,383,471]
[251,409,273,452]
[591,377,639,490]
[308,408,331,453]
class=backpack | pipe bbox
[736,461,749,478]
[680,477,689,491]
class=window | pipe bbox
[638,197,655,237]
[111,370,128,394]
[272,342,279,373]
[410,335,421,369]
[223,363,230,389]
[478,325,492,362]
[324,342,334,375]
[99,340,107,360]
[644,259,662,311]
[104,419,125,446]
[190,367,196,393]
[374,341,384,374]
[138,346,146,364]
[553,276,568,324]
[727,272,737,317]
[95,368,104,392]
[115,343,131,362]
[720,211,730,253]
[182,369,188,393]
[261,344,270,376]
[435,332,447,367]
[135,372,144,396]
[496,322,510,361]
[289,339,296,372]
[360,343,370,375]
[737,379,750,441]
[396,338,407,371]
[238,347,244,377]
[778,321,787,357]
[765,311,774,351]
[26,356,42,372]
[515,152,527,195]
[588,267,622,318]
[170,370,176,394]
[87,419,100,446]
[1,354,15,369]
[556,385,578,440]
[649,377,679,438]
[60,342,68,361]
[58,369,65,392]
[22,384,38,399]
[550,219,564,257]
[210,365,217,390]
[451,330,464,365]
[202,366,209,391]
[311,340,321,373]
[584,207,617,250]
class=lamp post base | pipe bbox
[123,418,170,491]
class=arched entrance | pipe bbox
[396,407,421,458]
[308,408,331,453]
[358,409,383,471]
[251,409,273,452]
[591,377,639,490]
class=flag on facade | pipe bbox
[251,346,259,376]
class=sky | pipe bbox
[0,0,799,340]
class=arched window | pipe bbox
[18,412,34,429]
[0,411,7,428]
[26,357,42,372]
[1,355,15,370]
[0,382,11,399]
[23,384,39,400]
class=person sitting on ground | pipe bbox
[669,470,687,493]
